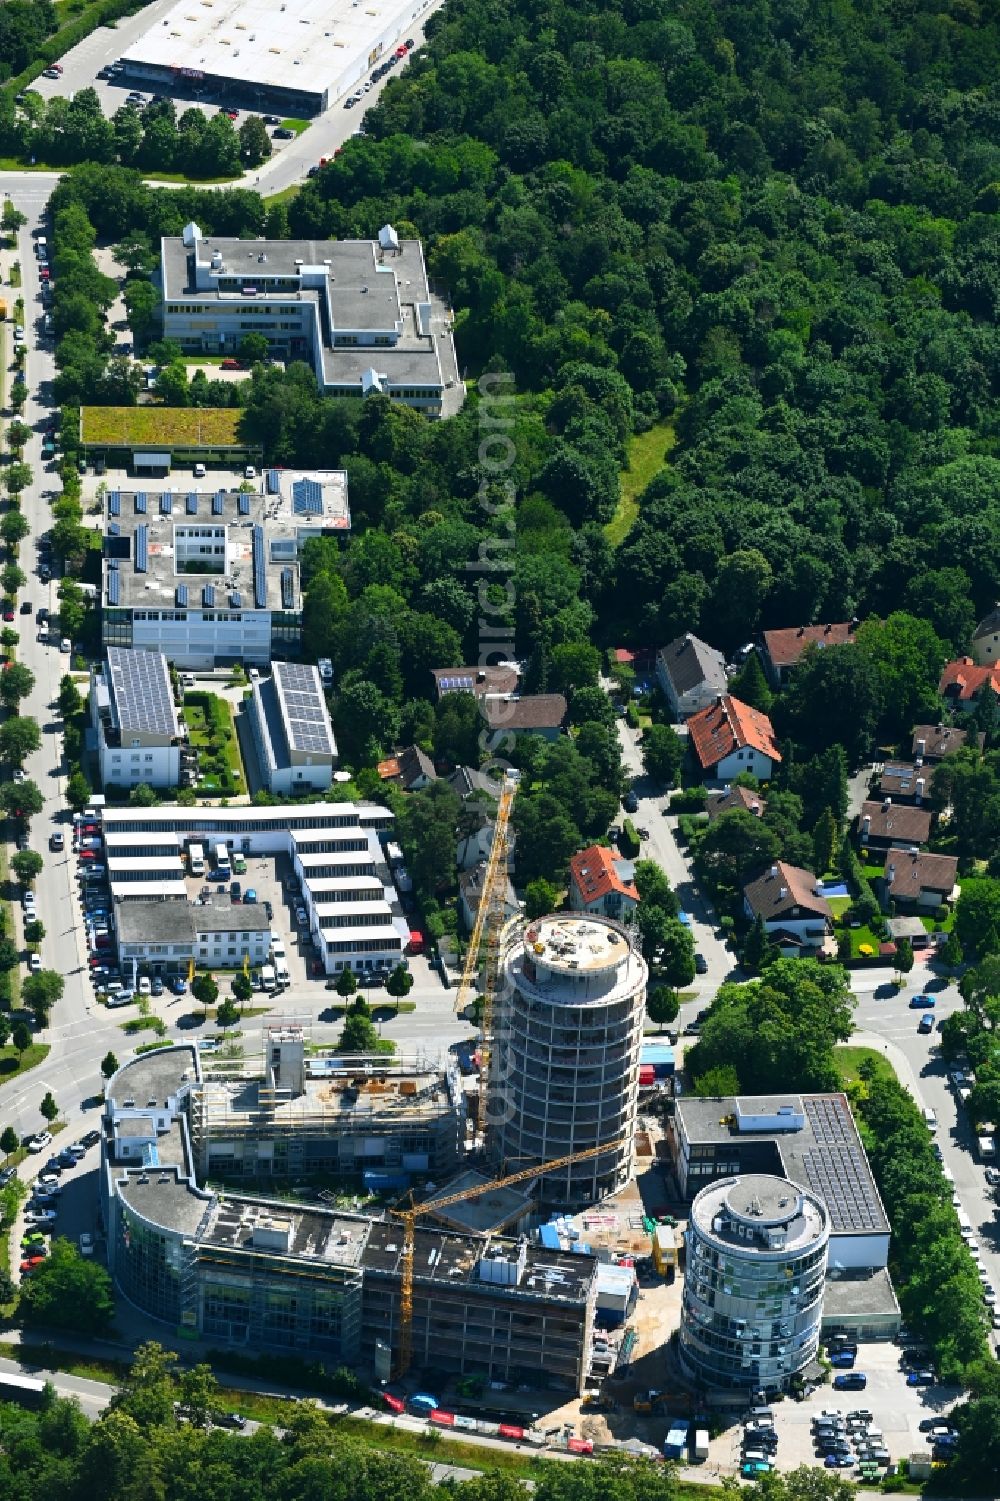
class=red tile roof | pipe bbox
[686,694,781,771]
[569,845,639,907]
[939,657,1000,703]
[762,622,855,670]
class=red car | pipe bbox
[80,824,99,835]
[2,608,14,622]
[39,267,50,281]
[395,45,407,56]
[220,358,244,370]
[79,849,98,861]
[20,1257,45,1273]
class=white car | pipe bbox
[24,1208,57,1225]
[26,1132,51,1154]
[79,1232,94,1257]
[138,976,152,996]
[60,638,71,653]
[28,954,41,973]
[105,990,135,1008]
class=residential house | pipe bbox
[567,844,640,921]
[972,605,1000,667]
[481,693,567,743]
[377,744,436,792]
[458,864,520,933]
[447,765,501,801]
[879,850,959,911]
[457,816,514,873]
[911,723,978,762]
[742,862,834,957]
[655,634,728,719]
[874,762,935,806]
[705,785,767,824]
[857,800,932,853]
[431,664,518,701]
[760,622,855,687]
[939,657,1000,708]
[686,694,782,782]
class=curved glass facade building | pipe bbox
[679,1173,829,1391]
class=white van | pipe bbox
[261,963,277,993]
[188,843,205,876]
[270,931,286,959]
[922,1106,937,1129]
[275,959,291,986]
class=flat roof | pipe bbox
[676,1093,889,1237]
[99,801,386,829]
[116,900,269,946]
[426,1169,536,1234]
[201,1195,369,1266]
[361,1220,596,1302]
[124,0,419,101]
[822,1268,901,1321]
[198,1063,458,1127]
[691,1173,828,1254]
[253,663,336,776]
[117,1167,212,1238]
[105,647,178,739]
[107,1045,198,1108]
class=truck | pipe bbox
[663,1421,689,1460]
[692,1429,710,1463]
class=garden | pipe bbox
[181,691,243,797]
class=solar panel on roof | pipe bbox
[176,584,188,607]
[187,493,198,515]
[292,477,323,516]
[280,567,294,609]
[109,522,120,537]
[160,494,173,516]
[106,646,176,738]
[107,572,120,606]
[273,662,333,755]
[212,494,224,515]
[202,584,215,608]
[230,591,241,609]
[134,525,148,574]
[266,470,281,495]
[135,492,147,514]
[252,526,267,609]
[237,494,251,516]
[108,493,121,516]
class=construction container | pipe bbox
[639,1065,656,1087]
[663,1421,689,1459]
[400,1079,417,1096]
[653,1223,677,1274]
[640,1042,675,1078]
[362,1170,410,1192]
[692,1429,709,1462]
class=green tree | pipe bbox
[231,972,253,1007]
[20,1237,115,1333]
[24,919,44,947]
[956,881,1000,958]
[335,969,358,997]
[177,1362,219,1428]
[128,783,159,807]
[339,1011,379,1052]
[647,986,679,1032]
[398,781,463,899]
[693,1064,741,1097]
[729,650,773,713]
[191,974,218,1017]
[239,331,270,365]
[742,912,774,973]
[66,770,91,812]
[0,716,41,767]
[524,877,560,918]
[238,116,272,167]
[0,661,34,707]
[811,808,838,876]
[386,963,414,1002]
[101,1051,119,1081]
[0,1125,18,1159]
[894,936,915,982]
[215,999,239,1031]
[4,461,33,496]
[11,849,43,886]
[698,808,781,889]
[109,1340,178,1429]
[0,778,43,821]
[12,1023,31,1055]
[0,509,30,544]
[24,971,64,1019]
[39,1091,58,1123]
[640,723,684,786]
[940,931,964,970]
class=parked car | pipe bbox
[24,1208,57,1225]
[830,1350,856,1368]
[694,953,708,974]
[79,1232,94,1257]
[26,1133,51,1154]
[168,976,187,995]
[918,1012,935,1033]
[834,1373,868,1391]
[907,1369,936,1386]
[80,1131,102,1149]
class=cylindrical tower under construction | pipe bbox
[487,913,647,1205]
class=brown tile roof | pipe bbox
[398,744,436,789]
[762,622,855,670]
[858,800,932,845]
[743,862,832,922]
[686,694,781,771]
[431,665,518,699]
[481,694,567,732]
[911,723,972,760]
[939,657,1000,703]
[882,850,958,901]
[877,762,936,801]
[705,785,767,824]
[569,844,639,907]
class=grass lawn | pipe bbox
[861,862,884,882]
[846,924,883,960]
[828,896,851,920]
[605,416,677,547]
[262,183,300,211]
[0,837,20,1010]
[182,693,244,791]
[835,1045,897,1088]
[920,907,955,934]
[0,1043,49,1084]
[281,118,311,134]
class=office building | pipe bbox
[160,225,461,413]
[102,1046,598,1390]
[101,474,348,669]
[249,662,338,796]
[679,1173,829,1391]
[90,647,187,790]
[488,914,647,1205]
[115,898,271,971]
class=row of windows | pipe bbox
[325,937,403,954]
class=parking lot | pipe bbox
[16,1135,105,1286]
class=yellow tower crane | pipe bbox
[453,769,519,1139]
[391,1136,627,1378]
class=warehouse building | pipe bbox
[98,801,406,976]
[159,225,461,412]
[248,661,338,795]
[121,0,427,117]
[102,1046,597,1389]
[90,647,189,790]
[101,474,348,669]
